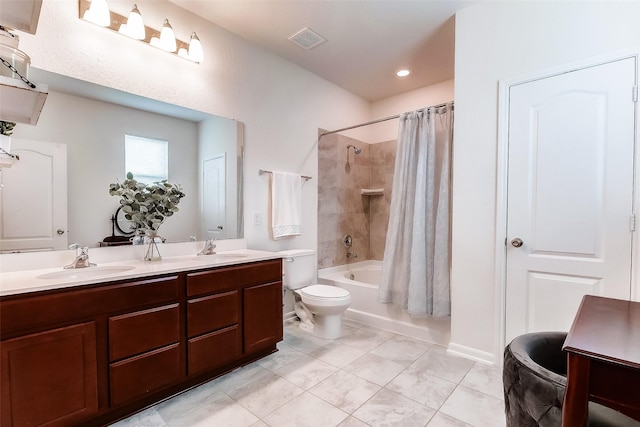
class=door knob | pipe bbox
[511,238,523,248]
[57,229,65,235]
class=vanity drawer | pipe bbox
[188,325,241,375]
[187,291,239,338]
[109,304,180,361]
[186,259,282,297]
[1,275,180,337]
[109,343,181,406]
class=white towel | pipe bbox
[271,171,302,239]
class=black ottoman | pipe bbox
[503,332,639,427]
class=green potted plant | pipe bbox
[109,172,185,260]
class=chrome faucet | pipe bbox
[347,251,358,259]
[197,239,217,256]
[64,245,97,269]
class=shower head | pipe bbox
[347,144,362,155]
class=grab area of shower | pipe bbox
[317,129,452,345]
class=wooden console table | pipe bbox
[562,295,640,426]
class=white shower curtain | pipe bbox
[378,103,453,317]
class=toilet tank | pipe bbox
[279,249,315,290]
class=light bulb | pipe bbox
[125,4,145,40]
[159,19,177,52]
[83,0,111,27]
[188,32,203,63]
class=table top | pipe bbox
[563,295,640,369]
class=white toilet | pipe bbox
[280,249,351,339]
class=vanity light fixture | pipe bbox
[118,4,145,40]
[79,0,203,63]
[82,0,110,27]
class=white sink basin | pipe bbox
[37,266,136,280]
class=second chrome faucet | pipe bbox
[64,245,97,269]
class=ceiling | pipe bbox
[169,0,474,102]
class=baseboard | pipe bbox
[447,342,496,365]
[284,310,297,321]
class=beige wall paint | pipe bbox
[452,0,640,362]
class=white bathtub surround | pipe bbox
[379,104,453,317]
[318,260,451,346]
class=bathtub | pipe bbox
[318,260,450,346]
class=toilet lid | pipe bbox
[301,284,349,299]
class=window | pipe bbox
[124,135,168,183]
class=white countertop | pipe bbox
[0,249,282,297]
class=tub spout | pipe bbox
[346,252,358,259]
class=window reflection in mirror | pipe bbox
[0,69,243,252]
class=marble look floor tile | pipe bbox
[339,327,395,352]
[257,342,306,371]
[386,370,457,409]
[370,334,433,366]
[307,341,367,368]
[352,388,436,427]
[284,328,332,354]
[439,386,506,427]
[227,371,305,418]
[427,412,473,427]
[154,379,221,421]
[309,370,381,414]
[341,318,365,331]
[343,352,406,386]
[160,391,258,427]
[206,363,273,394]
[109,407,167,427]
[338,416,371,427]
[262,392,349,427]
[407,347,475,384]
[250,421,269,427]
[274,354,338,389]
[459,362,504,400]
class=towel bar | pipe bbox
[259,169,312,181]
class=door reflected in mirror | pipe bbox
[0,69,243,252]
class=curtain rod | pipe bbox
[318,101,453,139]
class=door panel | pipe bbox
[0,139,67,252]
[202,154,226,240]
[505,58,636,343]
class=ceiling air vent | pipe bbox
[288,27,326,50]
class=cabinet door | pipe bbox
[1,322,98,427]
[243,281,283,354]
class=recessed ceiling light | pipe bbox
[396,69,411,77]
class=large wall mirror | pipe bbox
[0,69,243,252]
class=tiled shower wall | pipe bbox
[318,133,396,269]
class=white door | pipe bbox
[202,154,226,240]
[505,58,636,343]
[0,139,68,252]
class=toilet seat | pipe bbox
[300,284,349,300]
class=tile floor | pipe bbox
[111,319,506,427]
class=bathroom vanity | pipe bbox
[0,251,283,426]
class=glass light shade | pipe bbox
[188,32,204,63]
[124,4,145,40]
[83,0,111,27]
[159,19,177,52]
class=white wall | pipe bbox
[12,90,199,247]
[18,0,372,253]
[452,0,640,362]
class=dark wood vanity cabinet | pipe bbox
[0,258,283,426]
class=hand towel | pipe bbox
[271,171,302,239]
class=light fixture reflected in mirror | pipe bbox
[83,0,111,27]
[118,4,145,40]
[79,0,203,63]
